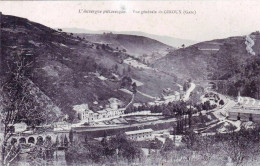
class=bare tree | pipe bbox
[0,50,40,165]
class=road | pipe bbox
[202,91,241,133]
[137,90,156,99]
[183,82,196,101]
[125,94,135,109]
[73,117,177,132]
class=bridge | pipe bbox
[9,130,69,145]
[195,79,227,91]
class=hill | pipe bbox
[153,32,260,98]
[1,14,179,123]
[76,33,174,63]
[62,28,197,47]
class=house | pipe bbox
[13,122,27,133]
[73,104,93,122]
[53,121,71,131]
[228,93,260,122]
[73,98,125,124]
[163,88,174,95]
[108,98,124,109]
[125,129,154,141]
[228,106,260,122]
[97,110,108,119]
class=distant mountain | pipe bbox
[62,28,197,48]
[76,33,174,63]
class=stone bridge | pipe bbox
[9,131,69,145]
[195,80,227,91]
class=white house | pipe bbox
[73,104,93,122]
[13,122,27,133]
[108,98,123,109]
[73,98,125,124]
[53,121,71,131]
[125,129,154,141]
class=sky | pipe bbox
[0,0,260,42]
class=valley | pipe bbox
[0,13,260,166]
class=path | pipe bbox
[137,90,156,100]
[125,93,135,109]
[182,82,196,101]
[245,35,256,55]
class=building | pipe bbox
[73,98,125,124]
[228,106,260,122]
[73,104,94,122]
[53,122,71,131]
[108,98,124,109]
[228,93,260,122]
[12,122,27,133]
[125,129,154,141]
[93,108,125,121]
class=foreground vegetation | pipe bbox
[64,126,260,166]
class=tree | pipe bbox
[114,64,118,72]
[64,135,69,147]
[0,50,45,165]
[122,68,126,75]
[182,44,185,48]
[220,127,260,166]
[101,44,106,50]
[109,134,143,161]
[69,130,73,144]
[132,82,137,93]
[219,99,224,105]
[127,65,131,73]
[26,146,46,166]
[182,130,197,149]
[160,138,175,159]
[149,138,163,150]
[202,101,211,111]
[55,136,60,147]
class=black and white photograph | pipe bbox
[0,0,260,165]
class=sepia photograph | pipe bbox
[0,0,259,165]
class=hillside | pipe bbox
[62,28,197,48]
[77,33,174,63]
[154,33,260,98]
[1,14,179,123]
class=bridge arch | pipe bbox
[28,137,35,144]
[10,138,17,145]
[36,136,44,145]
[45,135,52,143]
[19,137,26,144]
[208,82,217,90]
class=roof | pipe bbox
[97,110,107,113]
[229,109,260,115]
[73,104,89,112]
[125,129,153,135]
[238,97,260,106]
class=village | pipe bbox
[5,78,260,150]
[1,4,260,165]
